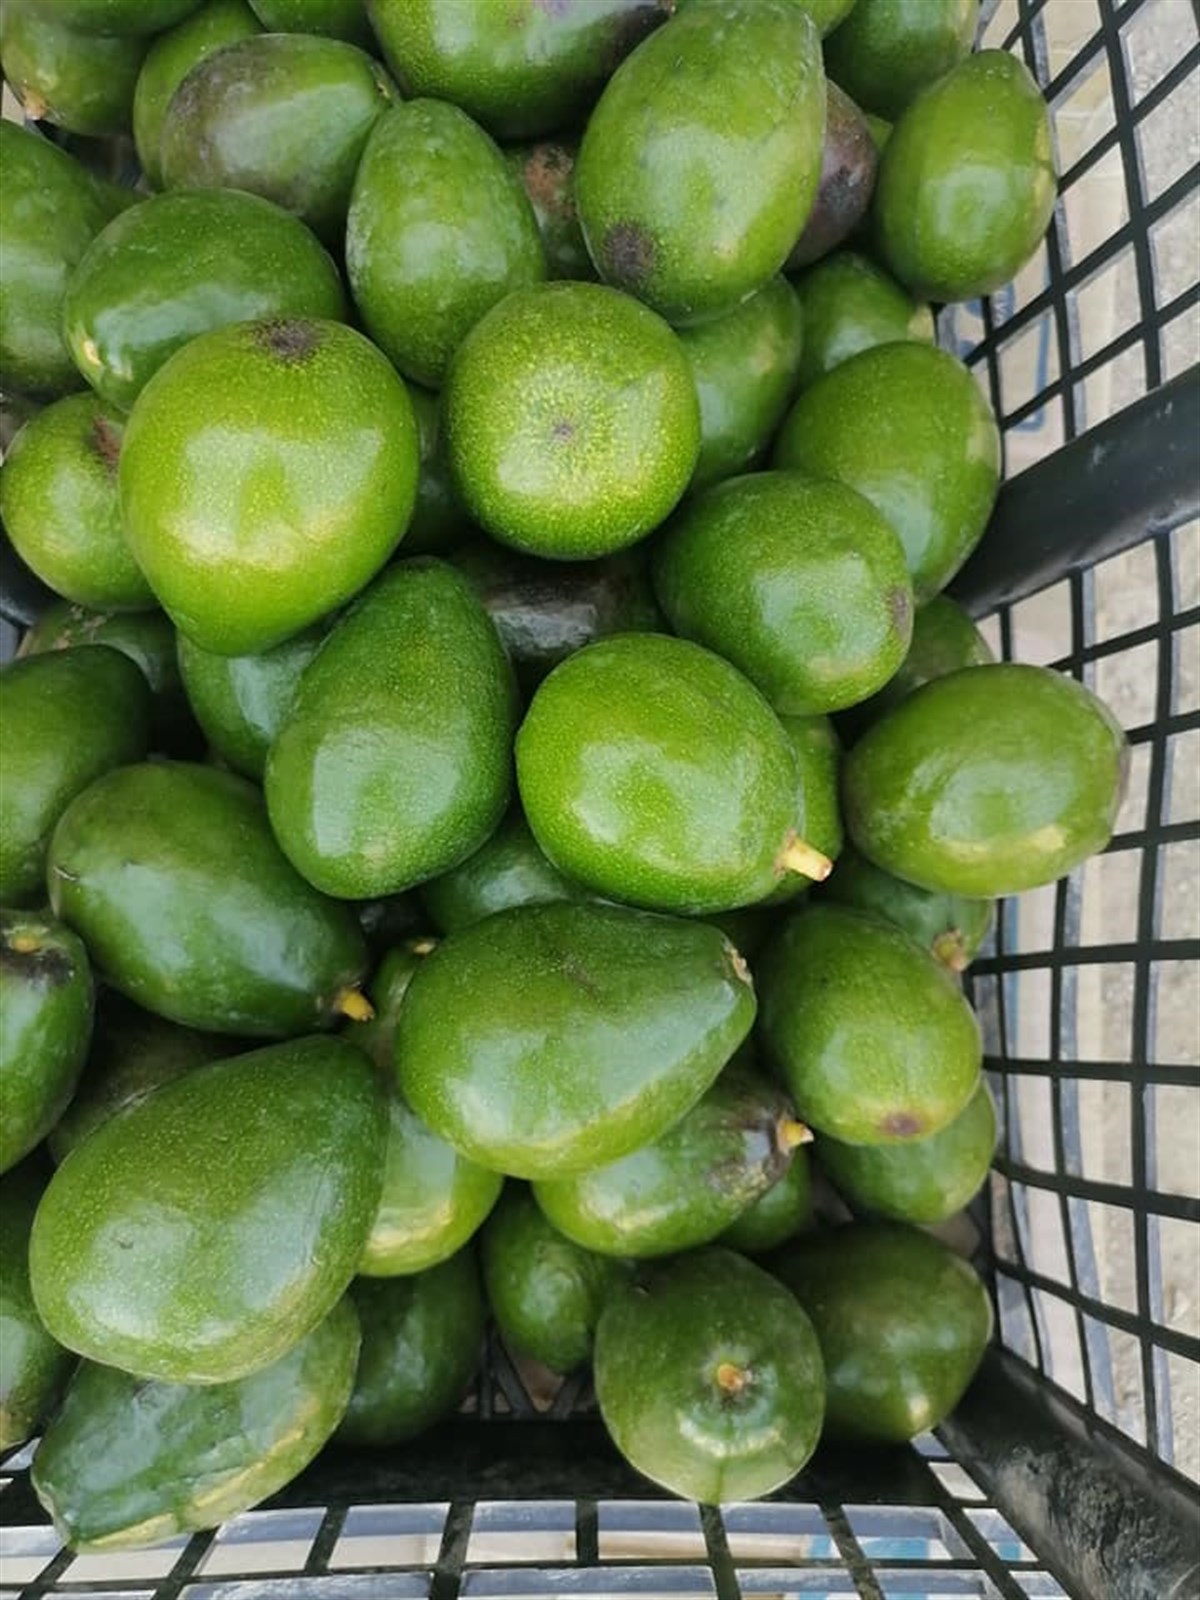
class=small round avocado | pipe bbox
[824,0,979,122]
[0,5,148,136]
[792,251,933,389]
[1,1161,74,1450]
[421,808,592,935]
[786,82,878,270]
[504,139,596,283]
[177,625,325,781]
[719,1150,813,1254]
[823,845,993,972]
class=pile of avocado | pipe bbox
[0,0,1125,1548]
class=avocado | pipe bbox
[505,139,596,283]
[347,100,546,388]
[133,0,261,188]
[824,0,979,121]
[31,1296,359,1551]
[773,1221,992,1441]
[367,0,666,140]
[794,0,856,34]
[780,715,843,866]
[47,761,369,1035]
[420,808,592,935]
[0,4,148,136]
[177,624,324,780]
[405,387,468,556]
[0,395,153,611]
[65,189,346,413]
[820,1079,997,1224]
[159,32,395,240]
[30,1036,385,1382]
[774,341,1000,601]
[677,276,804,492]
[249,0,372,46]
[576,0,826,324]
[786,83,878,270]
[397,901,756,1178]
[0,647,151,905]
[118,317,418,655]
[758,904,981,1145]
[844,663,1129,896]
[482,1185,631,1374]
[653,471,913,717]
[0,1161,74,1450]
[792,251,933,389]
[445,281,699,559]
[850,593,996,731]
[719,1150,813,1254]
[595,1248,825,1503]
[517,634,832,914]
[265,560,515,899]
[339,1251,484,1445]
[32,0,204,32]
[533,1064,808,1258]
[876,50,1056,303]
[823,845,993,972]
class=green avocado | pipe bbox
[653,471,913,717]
[249,0,373,46]
[0,4,148,136]
[759,713,843,908]
[420,808,591,935]
[773,1222,992,1441]
[30,1036,385,1383]
[405,387,467,556]
[0,647,151,906]
[367,0,666,140]
[875,50,1056,303]
[595,1248,825,1503]
[265,560,515,899]
[47,761,369,1035]
[397,900,756,1178]
[758,903,981,1145]
[851,593,996,731]
[339,1251,484,1445]
[0,912,93,1176]
[793,0,855,33]
[576,0,826,324]
[793,252,932,389]
[820,1079,997,1224]
[786,83,878,270]
[0,1161,74,1450]
[505,139,596,283]
[133,0,262,188]
[774,341,1000,601]
[678,276,804,492]
[445,281,699,560]
[533,1065,807,1258]
[845,663,1129,896]
[824,0,978,121]
[159,32,395,240]
[823,845,992,972]
[32,0,204,33]
[482,1185,631,1374]
[65,189,346,413]
[719,1150,813,1254]
[347,100,546,388]
[0,395,153,611]
[118,317,418,656]
[177,624,324,780]
[31,1296,359,1551]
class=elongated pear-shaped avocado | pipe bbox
[824,0,978,122]
[1,1162,74,1449]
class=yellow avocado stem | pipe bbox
[778,836,833,883]
[779,1118,814,1150]
[334,987,375,1023]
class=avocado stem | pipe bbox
[334,987,375,1023]
[777,836,833,883]
[778,1118,814,1150]
[410,937,437,956]
[8,934,41,954]
[932,929,969,972]
[715,1361,749,1396]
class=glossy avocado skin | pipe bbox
[719,1150,812,1254]
[575,0,826,324]
[32,0,204,32]
[758,904,981,1146]
[29,1037,385,1384]
[505,140,596,283]
[31,1297,358,1550]
[249,0,372,45]
[773,1222,992,1441]
[0,1161,74,1450]
[177,625,324,781]
[824,0,979,121]
[786,83,878,271]
[793,251,933,389]
[844,663,1129,896]
[420,809,592,936]
[47,762,368,1036]
[823,845,993,972]
[853,593,995,729]
[396,901,756,1179]
[0,5,148,136]
[782,716,843,865]
[405,387,467,556]
[594,1248,825,1503]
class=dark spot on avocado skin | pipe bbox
[602,221,656,290]
[890,585,913,638]
[551,419,575,443]
[255,318,321,365]
[0,939,74,988]
[605,1,673,70]
[881,1111,925,1138]
[90,415,122,475]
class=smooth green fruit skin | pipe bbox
[445,282,699,560]
[249,0,372,46]
[823,844,993,971]
[266,560,515,899]
[679,276,804,491]
[0,394,153,611]
[133,0,262,189]
[30,1036,385,1383]
[405,387,467,556]
[759,904,981,1145]
[824,0,978,121]
[0,912,93,1176]
[177,625,324,780]
[786,82,878,271]
[47,762,368,1036]
[31,1296,359,1551]
[845,663,1129,896]
[0,647,151,906]
[760,712,843,907]
[595,1248,825,1503]
[876,50,1056,303]
[482,1185,631,1374]
[347,100,546,388]
[774,342,1000,601]
[367,0,665,140]
[0,1161,74,1450]
[118,317,418,656]
[33,0,204,34]
[339,1251,484,1445]
[820,1080,997,1224]
[576,0,826,324]
[0,6,147,136]
[421,808,591,935]
[853,592,996,729]
[793,251,933,389]
[159,33,395,240]
[66,188,346,413]
[720,1151,813,1254]
[517,634,802,914]
[774,1222,992,1441]
[653,471,913,717]
[505,140,596,282]
[397,901,756,1179]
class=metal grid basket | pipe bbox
[1,0,1198,1596]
